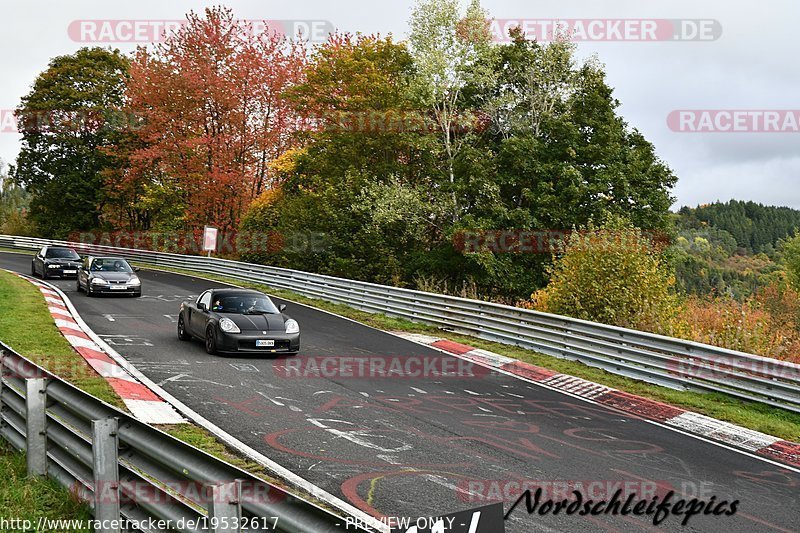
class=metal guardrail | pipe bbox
[0,340,361,533]
[2,234,799,413]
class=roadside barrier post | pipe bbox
[208,480,242,533]
[92,417,121,532]
[25,377,47,477]
[0,352,6,438]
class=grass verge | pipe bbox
[0,269,124,408]
[0,441,92,531]
[148,264,800,443]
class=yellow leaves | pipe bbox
[248,187,283,211]
[269,147,305,177]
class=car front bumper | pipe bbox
[215,331,300,354]
[44,267,80,278]
[90,284,142,296]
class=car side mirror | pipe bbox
[279,304,287,312]
[198,303,207,312]
[133,266,141,272]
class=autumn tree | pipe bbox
[114,7,305,231]
[240,33,446,282]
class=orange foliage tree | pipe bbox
[111,7,306,231]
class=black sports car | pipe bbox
[178,288,299,355]
[76,256,142,297]
[31,246,82,279]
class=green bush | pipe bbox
[532,217,680,333]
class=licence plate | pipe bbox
[63,270,76,274]
[256,340,275,347]
[109,285,127,290]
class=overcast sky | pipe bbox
[1,0,797,209]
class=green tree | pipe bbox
[533,217,680,332]
[408,0,494,221]
[14,48,129,237]
[485,33,676,232]
[783,232,800,290]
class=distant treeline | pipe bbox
[678,200,800,255]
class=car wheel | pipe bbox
[177,315,191,341]
[76,279,82,292]
[31,262,36,277]
[86,284,94,297]
[205,326,217,355]
[41,269,48,280]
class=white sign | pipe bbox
[203,226,218,252]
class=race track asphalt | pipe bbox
[2,251,798,533]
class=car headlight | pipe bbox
[91,278,107,285]
[47,264,60,269]
[285,319,299,334]
[219,318,240,333]
[129,277,141,286]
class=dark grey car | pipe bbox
[178,288,299,355]
[76,256,142,297]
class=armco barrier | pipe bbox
[0,340,366,532]
[2,234,799,413]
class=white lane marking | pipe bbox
[376,454,402,465]
[99,334,153,347]
[308,418,412,453]
[256,392,285,407]
[163,314,177,323]
[157,373,234,388]
[463,389,481,396]
[103,314,116,322]
[230,363,260,373]
[409,387,427,394]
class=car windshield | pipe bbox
[46,248,80,260]
[211,294,279,315]
[91,259,133,273]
